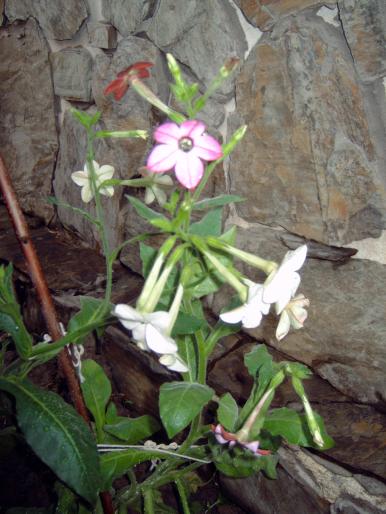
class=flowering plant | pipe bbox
[0,54,333,513]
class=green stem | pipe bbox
[143,488,155,514]
[86,133,113,308]
[175,479,191,514]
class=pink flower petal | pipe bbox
[154,122,181,145]
[193,134,223,161]
[147,144,179,173]
[174,152,204,189]
[180,120,206,140]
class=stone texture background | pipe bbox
[0,0,385,512]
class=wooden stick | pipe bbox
[0,155,114,514]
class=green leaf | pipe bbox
[47,197,99,226]
[68,296,107,343]
[70,108,100,129]
[285,362,312,380]
[263,407,334,449]
[0,379,101,504]
[139,242,157,278]
[218,393,239,432]
[104,415,160,443]
[171,311,205,336]
[189,208,222,237]
[0,264,33,358]
[54,481,78,514]
[126,195,167,224]
[193,195,244,211]
[159,382,214,438]
[100,449,165,490]
[80,360,112,441]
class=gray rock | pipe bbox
[338,0,386,83]
[0,0,4,25]
[146,0,248,98]
[51,47,93,102]
[5,0,88,40]
[0,19,57,221]
[101,0,151,37]
[87,22,117,50]
[228,12,386,245]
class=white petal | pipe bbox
[154,187,167,206]
[71,171,89,186]
[159,354,188,372]
[81,184,93,203]
[144,187,155,204]
[146,311,171,333]
[145,324,178,354]
[242,305,263,329]
[98,164,115,180]
[132,324,147,346]
[220,305,245,325]
[276,311,291,341]
[113,304,144,323]
[85,160,100,173]
[100,186,114,198]
[281,245,307,273]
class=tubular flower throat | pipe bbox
[104,61,153,101]
[146,120,223,190]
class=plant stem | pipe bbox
[143,488,155,514]
[175,479,191,514]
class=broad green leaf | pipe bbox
[193,195,244,211]
[81,360,111,441]
[189,208,222,237]
[0,379,101,504]
[100,449,166,490]
[159,382,214,438]
[126,195,167,223]
[104,415,160,443]
[171,311,205,336]
[68,297,107,342]
[54,481,78,514]
[285,362,312,379]
[105,402,118,424]
[0,264,32,358]
[263,407,334,449]
[218,393,239,432]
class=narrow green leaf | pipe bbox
[81,360,112,441]
[104,415,160,443]
[218,393,239,432]
[193,195,244,211]
[189,208,222,237]
[159,382,214,438]
[126,195,167,223]
[0,379,101,504]
[47,197,99,226]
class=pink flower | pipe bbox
[146,120,223,190]
[211,424,271,457]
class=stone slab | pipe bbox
[51,47,93,102]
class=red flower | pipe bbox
[104,61,153,101]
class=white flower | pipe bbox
[113,304,177,354]
[71,160,115,203]
[220,281,270,329]
[263,245,308,314]
[276,294,310,341]
[141,168,173,206]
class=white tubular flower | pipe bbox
[220,281,270,329]
[276,294,310,341]
[141,168,173,206]
[113,304,177,353]
[263,245,308,314]
[71,160,114,203]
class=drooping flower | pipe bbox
[159,353,188,373]
[263,245,308,313]
[146,120,223,190]
[104,61,153,101]
[220,280,270,329]
[71,161,114,203]
[211,424,270,457]
[276,293,310,341]
[113,304,177,353]
[140,167,173,206]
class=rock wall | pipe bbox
[0,0,385,512]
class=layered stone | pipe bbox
[51,47,93,102]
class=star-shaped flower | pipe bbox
[263,245,308,313]
[220,281,270,329]
[276,293,310,341]
[113,304,177,354]
[71,161,114,203]
[140,167,174,206]
[146,120,222,190]
[104,61,153,101]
